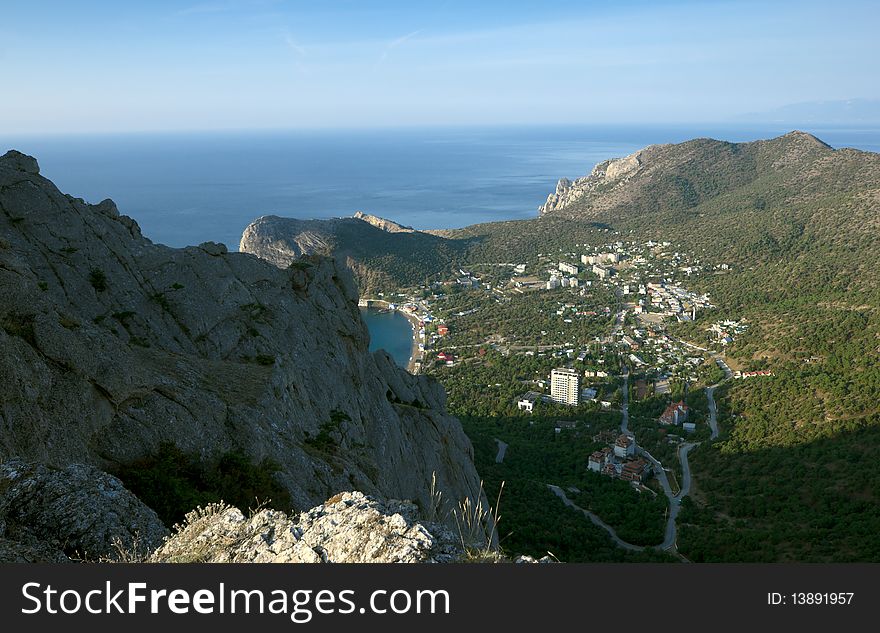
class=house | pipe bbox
[436,351,455,364]
[437,324,449,336]
[614,434,636,458]
[602,461,621,478]
[659,401,689,425]
[517,391,541,414]
[588,450,605,472]
[620,458,652,483]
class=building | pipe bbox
[559,262,579,275]
[550,368,581,406]
[436,351,455,365]
[517,391,541,413]
[588,448,611,472]
[659,401,689,425]
[614,434,636,458]
[554,420,577,433]
[592,264,612,279]
[620,458,651,483]
[437,324,449,336]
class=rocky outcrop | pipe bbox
[353,211,415,233]
[0,150,482,519]
[538,151,643,215]
[0,460,166,561]
[240,214,465,292]
[150,492,462,563]
[537,131,837,218]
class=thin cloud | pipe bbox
[283,30,307,57]
[373,29,423,71]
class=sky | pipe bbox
[1,0,879,134]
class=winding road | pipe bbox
[494,439,508,463]
[548,485,646,552]
[707,385,719,440]
[551,336,729,555]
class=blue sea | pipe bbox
[5,124,879,369]
[4,124,879,250]
[360,309,415,369]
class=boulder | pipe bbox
[0,460,167,561]
[150,492,462,563]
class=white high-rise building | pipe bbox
[550,368,581,406]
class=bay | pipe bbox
[360,308,414,369]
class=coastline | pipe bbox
[359,299,424,373]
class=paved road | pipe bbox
[551,312,723,555]
[706,385,719,440]
[677,443,696,498]
[547,485,645,552]
[494,439,508,464]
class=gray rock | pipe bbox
[0,537,70,563]
[0,460,167,561]
[150,492,462,563]
[197,241,228,256]
[0,150,39,175]
[0,150,482,518]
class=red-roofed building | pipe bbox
[437,324,449,336]
[588,450,607,472]
[659,401,689,425]
[614,434,636,458]
[620,458,652,483]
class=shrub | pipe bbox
[88,268,108,292]
[114,442,293,527]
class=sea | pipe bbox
[360,309,415,369]
[4,124,879,367]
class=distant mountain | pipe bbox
[242,131,880,298]
[736,98,880,124]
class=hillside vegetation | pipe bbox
[241,131,879,560]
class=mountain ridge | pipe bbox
[0,149,482,519]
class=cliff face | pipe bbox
[0,150,481,515]
[537,131,835,218]
[240,214,466,293]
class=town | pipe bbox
[358,238,761,504]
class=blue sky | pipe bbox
[2,0,878,133]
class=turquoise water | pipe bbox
[360,309,414,369]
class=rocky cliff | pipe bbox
[352,211,415,233]
[0,150,482,520]
[0,463,481,563]
[537,131,835,218]
[240,213,465,292]
[539,151,643,215]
